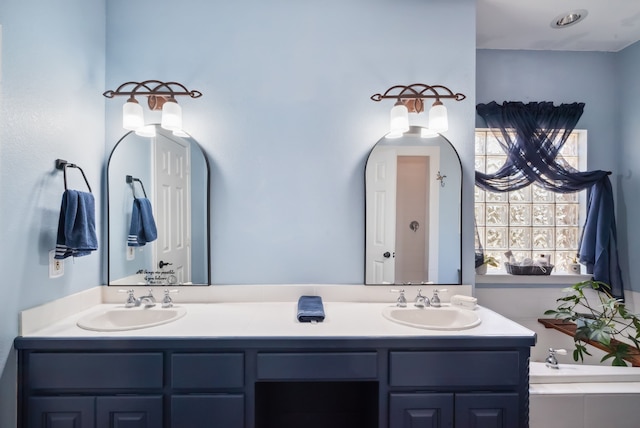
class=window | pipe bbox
[474,129,587,274]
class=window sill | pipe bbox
[475,273,592,285]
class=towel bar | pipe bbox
[56,159,92,192]
[126,175,148,198]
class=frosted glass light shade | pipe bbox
[428,101,448,133]
[123,100,144,130]
[161,99,182,131]
[389,102,409,135]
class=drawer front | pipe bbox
[172,395,244,428]
[257,352,378,380]
[172,353,244,389]
[27,352,163,390]
[389,351,520,387]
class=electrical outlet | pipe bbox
[126,245,135,261]
[49,250,64,278]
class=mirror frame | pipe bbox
[106,125,211,286]
[364,126,463,285]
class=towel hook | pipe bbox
[56,159,92,192]
[126,175,148,198]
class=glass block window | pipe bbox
[475,129,586,274]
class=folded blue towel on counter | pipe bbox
[128,197,158,247]
[55,190,98,259]
[297,296,325,323]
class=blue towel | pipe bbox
[55,190,98,259]
[128,197,157,247]
[578,176,624,300]
[297,296,325,322]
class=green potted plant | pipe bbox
[544,280,640,366]
[475,255,499,275]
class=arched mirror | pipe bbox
[365,126,461,284]
[107,125,210,286]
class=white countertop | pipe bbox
[20,291,536,339]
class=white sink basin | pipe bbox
[382,306,481,330]
[77,306,186,331]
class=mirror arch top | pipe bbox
[107,125,210,286]
[365,126,462,285]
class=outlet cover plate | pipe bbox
[49,250,64,278]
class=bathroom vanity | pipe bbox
[15,293,536,428]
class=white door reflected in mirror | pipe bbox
[365,127,461,285]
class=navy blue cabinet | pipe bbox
[96,396,163,428]
[28,396,162,428]
[28,397,94,428]
[23,352,164,428]
[388,352,523,428]
[171,395,244,428]
[15,336,533,428]
[390,393,454,427]
[456,393,519,427]
[389,393,519,428]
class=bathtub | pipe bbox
[529,361,640,428]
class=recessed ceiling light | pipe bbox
[551,9,588,29]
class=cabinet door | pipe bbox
[96,396,162,428]
[389,393,454,428]
[171,395,244,428]
[455,393,519,428]
[28,396,95,428]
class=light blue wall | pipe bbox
[105,0,478,285]
[618,41,640,294]
[0,1,106,426]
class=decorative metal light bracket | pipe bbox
[103,80,202,110]
[370,83,465,112]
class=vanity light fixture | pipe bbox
[103,80,202,133]
[370,83,465,137]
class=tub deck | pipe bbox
[529,361,640,428]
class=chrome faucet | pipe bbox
[120,289,138,308]
[431,289,442,307]
[545,348,567,369]
[414,289,430,308]
[138,290,156,308]
[391,289,407,307]
[119,289,157,308]
[162,289,179,308]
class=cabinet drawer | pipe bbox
[172,394,244,428]
[257,352,377,380]
[172,353,244,389]
[389,351,520,387]
[27,353,163,390]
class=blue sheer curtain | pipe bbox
[476,101,624,300]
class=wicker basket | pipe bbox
[504,263,554,275]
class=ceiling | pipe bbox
[477,0,640,52]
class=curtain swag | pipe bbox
[475,101,624,300]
